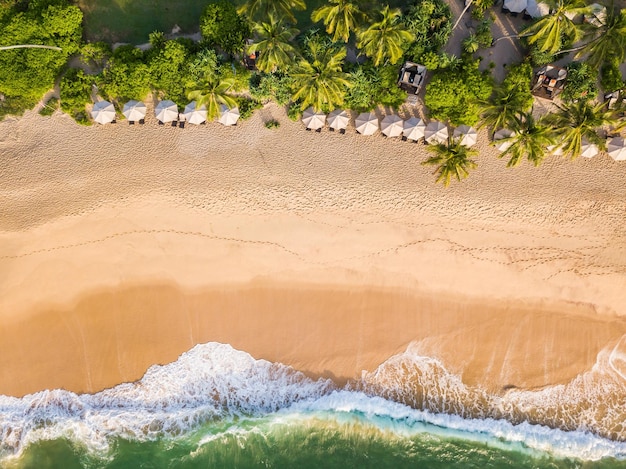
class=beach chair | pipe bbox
[306,127,311,131]
[339,128,346,134]
[139,119,145,125]
[129,121,135,125]
[179,121,185,129]
[171,121,178,127]
[315,128,322,133]
[401,136,407,141]
[158,121,164,126]
[329,127,335,132]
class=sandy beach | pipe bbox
[1,103,626,398]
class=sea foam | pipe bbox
[1,342,625,463]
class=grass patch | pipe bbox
[79,0,407,45]
[78,0,209,44]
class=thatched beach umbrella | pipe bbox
[607,137,626,161]
[380,115,404,138]
[580,140,599,158]
[302,107,326,130]
[183,101,207,125]
[218,104,240,126]
[424,121,448,144]
[91,100,116,125]
[355,112,379,135]
[155,100,178,123]
[452,125,478,147]
[525,0,550,17]
[327,109,349,130]
[122,100,146,122]
[493,129,515,151]
[402,117,426,141]
[504,0,527,12]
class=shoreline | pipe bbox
[1,280,624,398]
[1,105,626,399]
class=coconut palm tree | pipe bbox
[499,114,555,167]
[311,0,368,43]
[187,77,237,120]
[291,41,351,111]
[542,100,617,159]
[238,0,306,24]
[478,84,533,134]
[577,6,626,69]
[356,5,414,66]
[522,0,588,54]
[247,16,299,73]
[422,141,478,187]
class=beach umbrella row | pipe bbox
[91,100,239,126]
[503,0,550,17]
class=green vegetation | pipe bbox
[0,0,82,118]
[311,0,367,43]
[264,119,280,128]
[600,61,625,93]
[356,6,414,67]
[522,0,587,54]
[59,68,93,125]
[247,16,299,73]
[200,0,250,56]
[478,63,533,133]
[404,0,452,59]
[422,141,479,187]
[425,56,493,125]
[498,113,555,167]
[39,97,59,116]
[561,61,597,103]
[187,77,238,120]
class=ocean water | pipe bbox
[1,342,626,469]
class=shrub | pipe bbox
[404,0,453,58]
[60,68,94,125]
[249,72,294,105]
[344,64,405,112]
[425,56,493,125]
[200,0,250,56]
[287,102,302,121]
[475,20,493,48]
[528,44,555,67]
[562,61,597,102]
[264,119,280,129]
[99,45,151,103]
[600,61,625,93]
[236,96,262,120]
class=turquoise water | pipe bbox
[2,343,626,468]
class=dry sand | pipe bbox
[1,103,626,397]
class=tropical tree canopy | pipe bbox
[187,77,237,120]
[0,0,83,117]
[356,5,414,67]
[311,0,367,43]
[247,15,299,73]
[200,0,250,56]
[577,6,626,69]
[498,114,555,167]
[542,100,617,159]
[478,63,533,133]
[238,0,306,24]
[291,39,351,111]
[422,141,479,187]
[522,0,588,54]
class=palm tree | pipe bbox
[499,114,555,167]
[311,0,368,43]
[356,5,414,66]
[291,41,351,111]
[238,0,306,24]
[187,77,237,120]
[542,100,617,159]
[577,6,626,69]
[422,141,478,187]
[522,0,588,54]
[478,84,532,133]
[247,16,299,73]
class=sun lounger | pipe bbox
[339,128,346,134]
[171,121,177,127]
[139,119,145,125]
[158,121,164,126]
[129,121,135,125]
[315,128,322,133]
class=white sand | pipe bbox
[0,103,625,396]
